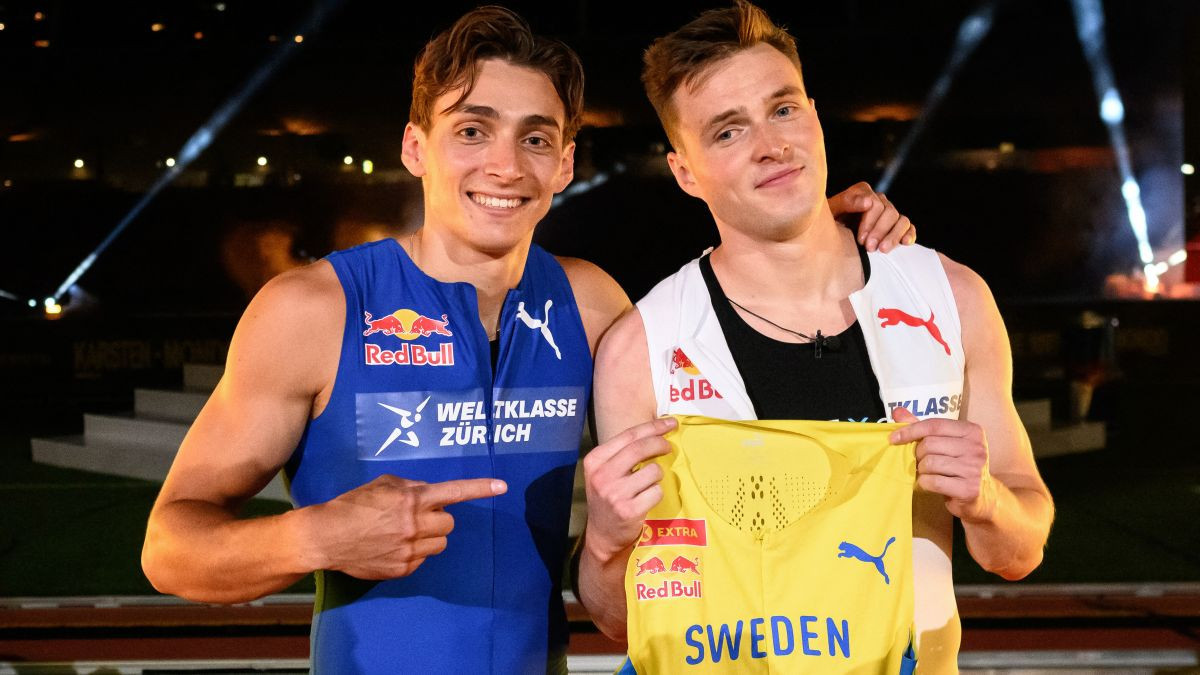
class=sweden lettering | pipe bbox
[684,616,851,665]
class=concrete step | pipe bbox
[84,414,189,452]
[1016,399,1052,431]
[32,435,175,485]
[30,435,288,502]
[1029,421,1106,459]
[135,388,209,424]
[183,364,223,393]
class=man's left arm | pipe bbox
[891,256,1054,580]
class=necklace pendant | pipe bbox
[814,330,823,359]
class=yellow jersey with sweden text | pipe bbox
[623,416,916,674]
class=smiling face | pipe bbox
[402,58,575,256]
[666,43,828,242]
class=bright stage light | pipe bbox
[1100,89,1124,124]
[73,159,84,169]
[343,155,353,165]
[165,157,176,167]
[1071,0,1156,268]
[1168,249,1187,266]
[362,159,374,175]
[877,2,996,192]
[1183,163,1195,175]
[257,156,268,166]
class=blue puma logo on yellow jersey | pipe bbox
[837,537,896,584]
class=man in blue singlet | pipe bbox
[141,6,916,673]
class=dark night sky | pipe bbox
[0,0,1194,307]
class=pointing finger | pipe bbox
[419,477,507,509]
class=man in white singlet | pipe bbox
[578,3,1055,672]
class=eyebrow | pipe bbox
[451,105,561,133]
[701,85,806,134]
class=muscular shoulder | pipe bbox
[228,260,344,398]
[938,253,1005,363]
[557,256,631,355]
[593,307,655,441]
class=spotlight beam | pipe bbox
[1069,0,1156,276]
[51,0,344,302]
[877,1,997,193]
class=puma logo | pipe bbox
[878,307,951,356]
[837,536,896,584]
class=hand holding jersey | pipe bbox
[890,407,997,524]
[581,417,677,563]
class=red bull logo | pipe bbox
[364,343,454,367]
[638,518,707,547]
[635,556,666,576]
[878,307,951,356]
[636,578,702,600]
[634,552,705,600]
[363,308,455,366]
[670,347,701,375]
[363,309,453,340]
[670,555,701,574]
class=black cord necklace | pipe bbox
[726,297,840,358]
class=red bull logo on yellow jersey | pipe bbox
[635,518,708,601]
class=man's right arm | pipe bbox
[141,262,503,604]
[578,307,673,641]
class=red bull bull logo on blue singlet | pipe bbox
[362,307,455,366]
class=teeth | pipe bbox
[472,193,522,209]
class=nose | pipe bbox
[753,126,791,164]
[484,137,523,182]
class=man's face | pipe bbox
[402,59,575,255]
[666,43,827,241]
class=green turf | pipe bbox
[0,434,313,597]
[953,449,1200,584]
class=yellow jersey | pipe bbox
[620,416,917,674]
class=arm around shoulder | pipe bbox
[142,262,343,603]
[943,254,1055,580]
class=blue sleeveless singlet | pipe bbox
[286,238,592,673]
